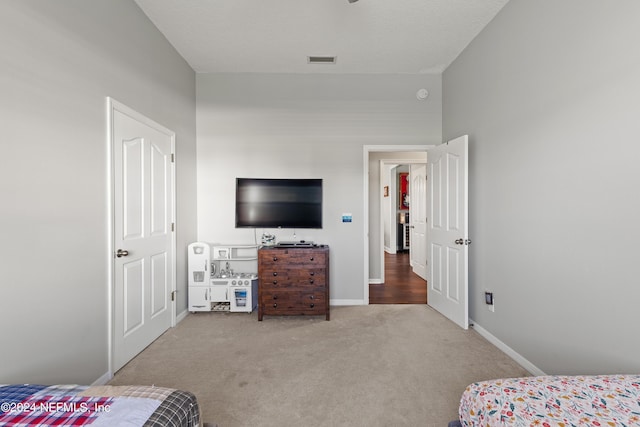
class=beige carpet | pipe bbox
[109,305,530,427]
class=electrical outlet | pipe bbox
[485,291,495,312]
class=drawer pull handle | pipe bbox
[310,257,314,261]
[273,303,278,308]
[273,272,278,276]
[309,279,314,284]
[310,303,315,308]
[272,280,277,285]
[273,295,278,300]
[310,295,315,300]
[273,257,278,261]
[310,272,315,276]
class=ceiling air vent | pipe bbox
[308,56,337,64]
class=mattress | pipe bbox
[0,384,201,426]
[458,375,640,426]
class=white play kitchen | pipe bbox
[187,242,258,313]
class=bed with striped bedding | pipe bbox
[0,384,201,426]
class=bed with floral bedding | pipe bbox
[450,375,640,426]
[0,384,201,426]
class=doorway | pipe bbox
[363,138,470,328]
[371,161,427,304]
[363,146,431,305]
[369,251,427,303]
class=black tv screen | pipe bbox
[235,178,323,229]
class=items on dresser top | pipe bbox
[260,232,276,246]
[258,245,330,321]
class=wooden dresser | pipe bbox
[258,245,330,321]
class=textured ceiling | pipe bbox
[134,0,510,74]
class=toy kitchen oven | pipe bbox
[188,242,258,313]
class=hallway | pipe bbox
[369,252,427,304]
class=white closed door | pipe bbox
[110,99,175,372]
[409,163,427,280]
[426,135,469,329]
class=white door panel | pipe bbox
[447,247,461,301]
[427,135,468,329]
[410,163,427,280]
[123,138,144,240]
[151,252,168,317]
[123,258,144,336]
[151,142,169,236]
[110,99,175,372]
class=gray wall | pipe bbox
[196,73,441,302]
[0,0,197,384]
[443,0,640,374]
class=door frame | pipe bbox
[106,97,177,376]
[363,145,432,304]
[376,159,427,285]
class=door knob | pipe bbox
[454,239,464,245]
[116,249,129,258]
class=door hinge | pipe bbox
[171,223,175,232]
[171,153,175,163]
[171,290,177,301]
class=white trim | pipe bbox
[471,319,546,376]
[331,299,367,306]
[176,308,189,324]
[107,97,177,374]
[369,279,383,285]
[106,97,115,376]
[381,160,396,263]
[363,145,432,305]
[92,371,112,386]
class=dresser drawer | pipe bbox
[261,291,326,315]
[260,271,325,288]
[259,269,291,284]
[259,251,326,267]
[288,269,326,283]
[286,251,326,266]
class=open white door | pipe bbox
[110,99,176,372]
[409,163,427,280]
[426,135,469,329]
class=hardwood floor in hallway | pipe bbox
[369,251,427,304]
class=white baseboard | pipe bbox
[92,371,112,386]
[176,308,189,323]
[369,278,383,284]
[470,319,546,377]
[330,299,367,306]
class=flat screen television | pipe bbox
[235,178,323,229]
